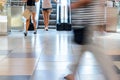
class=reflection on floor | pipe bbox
[0,29,120,80]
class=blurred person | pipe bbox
[64,0,119,80]
[42,0,58,31]
[23,0,39,35]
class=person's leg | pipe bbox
[25,18,30,33]
[87,25,119,80]
[64,45,87,80]
[31,12,37,33]
[42,10,48,30]
[88,43,119,80]
[65,26,89,80]
[45,10,51,30]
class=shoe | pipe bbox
[45,27,48,31]
[24,32,27,36]
[64,74,74,80]
[46,29,48,31]
[34,31,37,34]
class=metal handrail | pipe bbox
[56,0,61,24]
[67,0,71,24]
[58,0,71,24]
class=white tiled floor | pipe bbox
[0,29,120,80]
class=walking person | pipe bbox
[23,0,39,36]
[42,0,58,31]
[64,0,119,80]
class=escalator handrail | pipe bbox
[56,0,61,24]
[67,0,71,24]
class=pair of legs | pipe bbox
[65,44,119,80]
[65,26,119,80]
[26,12,36,33]
[42,9,51,31]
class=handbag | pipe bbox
[73,27,88,45]
[22,9,31,19]
[0,3,4,11]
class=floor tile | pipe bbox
[0,75,30,80]
[8,53,38,58]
